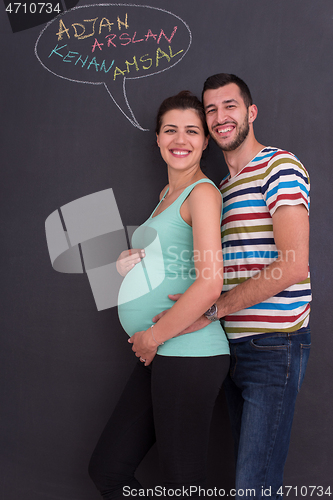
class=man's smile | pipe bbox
[214,122,236,136]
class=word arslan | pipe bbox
[48,43,183,80]
[92,27,177,52]
[56,14,178,47]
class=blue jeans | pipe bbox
[223,327,311,499]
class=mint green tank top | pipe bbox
[117,179,229,357]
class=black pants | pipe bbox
[89,355,230,499]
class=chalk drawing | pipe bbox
[35,4,192,130]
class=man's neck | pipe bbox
[223,135,265,178]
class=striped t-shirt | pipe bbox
[219,147,311,341]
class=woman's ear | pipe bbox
[156,133,160,148]
[203,135,210,151]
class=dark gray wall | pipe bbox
[1,1,332,498]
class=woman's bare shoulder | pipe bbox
[190,180,221,201]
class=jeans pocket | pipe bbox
[250,336,289,351]
[298,342,311,391]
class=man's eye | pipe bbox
[187,130,198,134]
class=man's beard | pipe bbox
[213,111,249,152]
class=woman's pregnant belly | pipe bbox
[117,259,191,336]
[117,255,230,357]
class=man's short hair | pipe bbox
[202,73,253,108]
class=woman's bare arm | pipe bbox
[129,182,223,365]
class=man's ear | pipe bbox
[248,104,258,124]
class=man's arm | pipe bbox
[154,203,309,330]
[216,203,309,318]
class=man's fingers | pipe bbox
[152,294,183,322]
[168,294,182,301]
[152,310,168,323]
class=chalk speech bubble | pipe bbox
[35,4,192,130]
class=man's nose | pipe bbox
[216,107,227,124]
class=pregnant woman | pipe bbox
[89,91,230,499]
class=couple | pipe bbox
[89,74,311,500]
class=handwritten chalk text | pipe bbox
[48,44,184,79]
[35,4,192,129]
[56,14,129,40]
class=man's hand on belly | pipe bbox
[128,329,157,366]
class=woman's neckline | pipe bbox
[151,178,210,219]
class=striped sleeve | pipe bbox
[262,151,310,216]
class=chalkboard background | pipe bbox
[1,0,332,498]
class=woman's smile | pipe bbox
[157,108,208,171]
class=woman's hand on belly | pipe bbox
[116,249,145,276]
[128,329,158,366]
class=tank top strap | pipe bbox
[174,178,220,208]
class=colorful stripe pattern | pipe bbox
[219,148,311,340]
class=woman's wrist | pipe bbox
[142,327,161,350]
[150,324,164,346]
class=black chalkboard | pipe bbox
[1,1,332,498]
